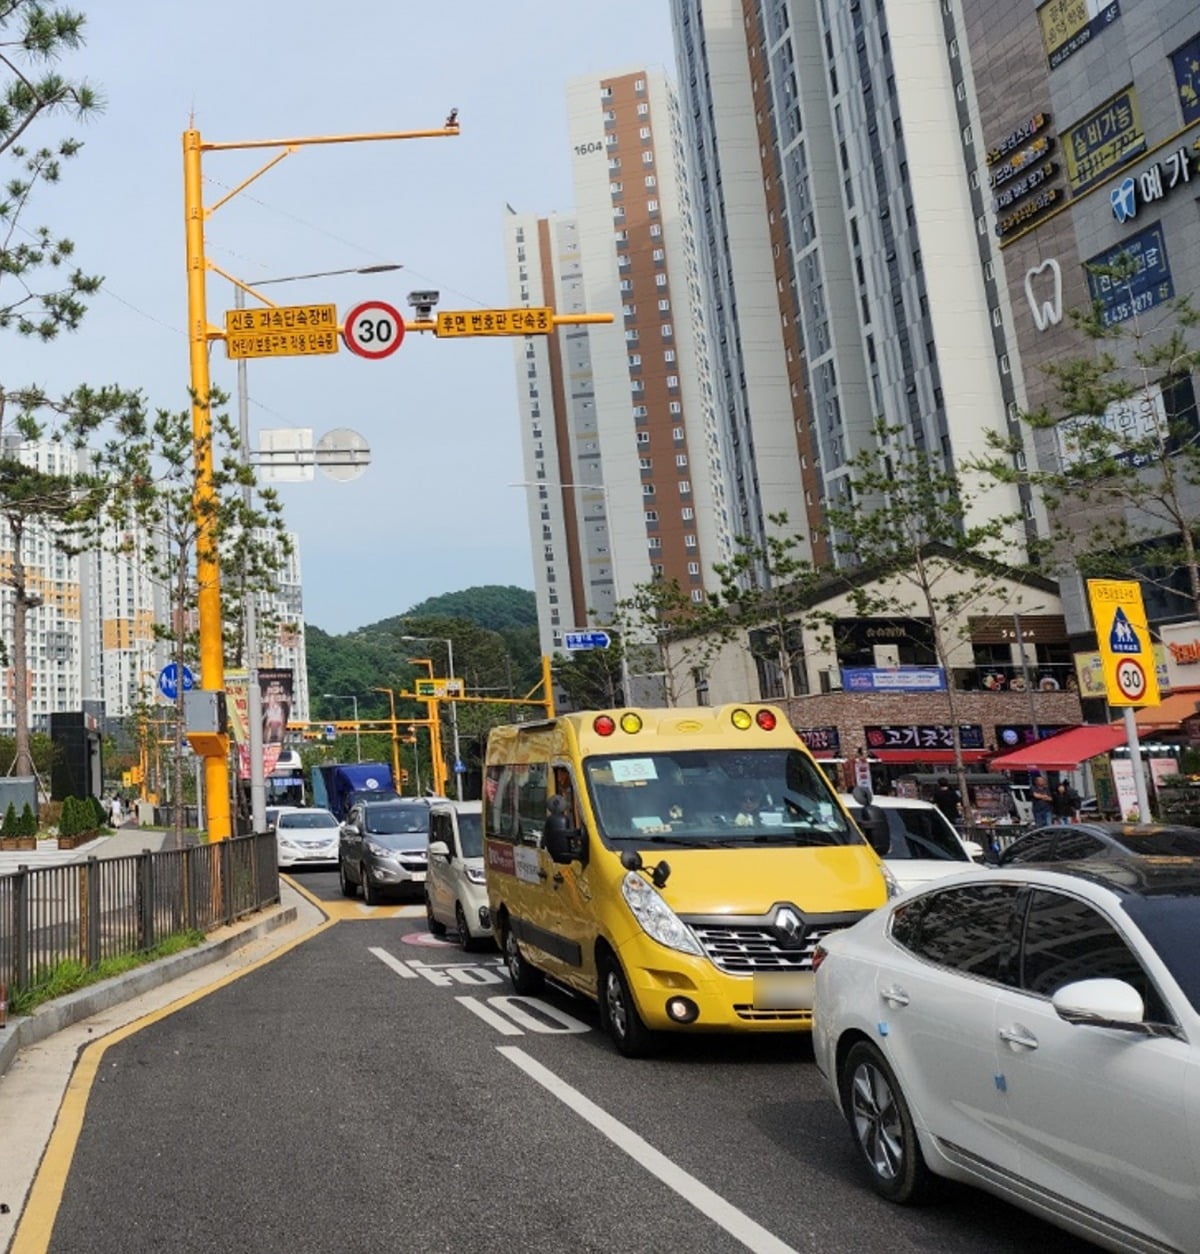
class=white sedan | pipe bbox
[812,860,1200,1253]
[275,808,340,869]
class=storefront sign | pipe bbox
[1024,258,1064,330]
[996,186,1062,238]
[1171,34,1200,126]
[1038,0,1120,70]
[796,726,840,754]
[842,667,947,692]
[864,725,985,752]
[1084,222,1173,328]
[1159,620,1200,692]
[1110,146,1192,223]
[1056,382,1168,470]
[996,724,1071,748]
[1064,87,1145,193]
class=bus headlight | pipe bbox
[621,872,703,956]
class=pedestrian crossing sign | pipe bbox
[1087,579,1161,707]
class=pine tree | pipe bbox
[1,802,17,838]
[18,802,36,837]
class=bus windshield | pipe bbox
[582,748,861,848]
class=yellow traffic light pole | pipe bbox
[182,121,460,840]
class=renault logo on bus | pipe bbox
[773,906,804,947]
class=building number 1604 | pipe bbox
[574,141,604,155]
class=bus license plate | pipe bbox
[753,972,814,1010]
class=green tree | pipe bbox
[19,800,36,836]
[823,420,1029,805]
[100,399,291,841]
[1,802,16,838]
[706,513,821,701]
[980,281,1200,617]
[1,4,145,778]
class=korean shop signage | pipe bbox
[1038,0,1120,71]
[1084,222,1173,328]
[864,725,985,752]
[1064,87,1145,193]
[796,726,841,754]
[1110,144,1194,222]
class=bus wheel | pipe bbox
[599,953,655,1058]
[503,921,543,995]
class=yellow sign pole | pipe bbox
[181,120,460,839]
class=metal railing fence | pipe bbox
[0,833,279,998]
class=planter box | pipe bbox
[0,837,37,851]
[55,834,96,851]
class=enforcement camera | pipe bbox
[407,290,440,319]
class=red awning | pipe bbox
[871,748,992,765]
[988,724,1127,771]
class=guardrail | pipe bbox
[0,832,279,998]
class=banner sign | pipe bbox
[1063,86,1145,193]
[1171,34,1200,125]
[259,668,295,776]
[796,726,841,755]
[842,667,947,692]
[1038,0,1120,70]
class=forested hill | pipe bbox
[305,585,540,723]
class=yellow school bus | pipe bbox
[483,703,890,1056]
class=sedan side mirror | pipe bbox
[342,823,359,836]
[1052,978,1145,1029]
[428,840,451,860]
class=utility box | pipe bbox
[185,690,229,757]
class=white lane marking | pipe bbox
[369,947,417,977]
[458,996,524,1036]
[497,1046,798,1254]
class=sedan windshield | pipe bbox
[583,748,859,848]
[363,806,431,836]
[279,812,337,830]
[849,806,968,861]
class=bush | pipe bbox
[1,802,16,838]
[88,795,107,829]
[39,800,62,833]
[60,796,81,839]
[18,802,36,837]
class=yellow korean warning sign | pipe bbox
[1086,579,1161,707]
[224,304,339,359]
[435,308,552,337]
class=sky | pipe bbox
[13,1,678,633]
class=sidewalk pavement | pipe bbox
[0,825,298,1081]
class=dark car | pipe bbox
[996,821,1200,866]
[338,799,436,904]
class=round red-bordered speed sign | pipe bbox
[343,300,405,359]
[1114,657,1147,702]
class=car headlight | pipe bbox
[880,862,902,898]
[621,871,702,955]
[365,841,396,858]
[277,836,298,848]
[466,865,487,884]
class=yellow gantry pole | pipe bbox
[183,129,233,841]
[182,120,460,840]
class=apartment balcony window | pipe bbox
[642,483,656,496]
[636,431,650,444]
[648,537,662,550]
[638,102,649,115]
[666,374,679,389]
[678,479,690,494]
[639,126,652,140]
[639,458,652,471]
[644,510,658,522]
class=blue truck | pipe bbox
[311,762,400,821]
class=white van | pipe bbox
[841,793,982,892]
[425,800,492,951]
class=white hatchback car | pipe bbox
[424,800,491,951]
[275,808,340,869]
[840,793,981,892]
[813,860,1200,1252]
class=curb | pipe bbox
[0,902,297,1079]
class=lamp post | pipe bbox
[234,264,400,834]
[323,693,361,762]
[400,635,462,800]
[509,479,631,704]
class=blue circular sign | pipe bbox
[158,663,196,701]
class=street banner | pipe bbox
[225,670,251,780]
[1086,579,1161,707]
[259,667,294,776]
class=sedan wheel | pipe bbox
[502,921,542,994]
[338,860,356,899]
[840,1040,937,1204]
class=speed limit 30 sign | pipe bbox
[343,300,405,359]
[1114,657,1147,702]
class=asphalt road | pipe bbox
[37,869,1096,1253]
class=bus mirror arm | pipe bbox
[620,849,671,888]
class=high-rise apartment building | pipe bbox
[959,0,1200,640]
[505,67,733,658]
[0,437,308,731]
[669,0,1035,558]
